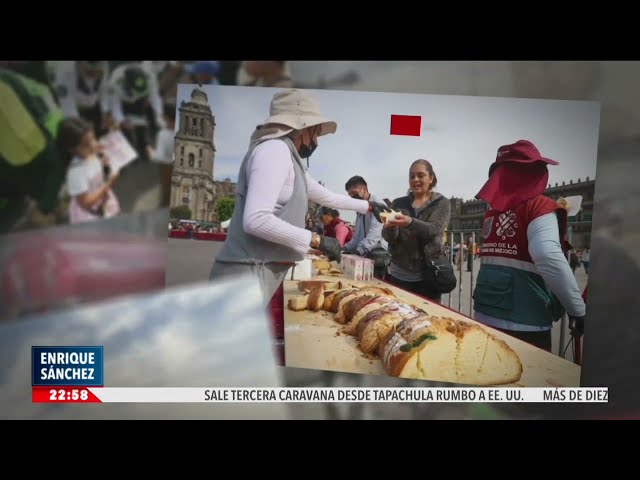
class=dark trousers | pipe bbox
[495,328,552,352]
[387,274,441,303]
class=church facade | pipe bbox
[170,87,237,223]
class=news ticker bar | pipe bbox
[32,387,609,404]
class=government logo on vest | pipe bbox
[496,212,518,240]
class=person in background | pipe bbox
[0,66,67,232]
[209,89,389,305]
[108,63,164,160]
[237,61,293,88]
[145,61,184,103]
[141,61,182,102]
[7,61,52,87]
[308,214,323,235]
[305,218,316,232]
[142,61,176,78]
[57,117,120,223]
[466,236,474,271]
[569,249,580,273]
[472,140,586,352]
[382,159,451,302]
[582,247,590,274]
[343,175,389,278]
[319,207,353,247]
[146,102,176,206]
[454,242,463,268]
[217,61,243,85]
[183,61,220,86]
[48,61,112,135]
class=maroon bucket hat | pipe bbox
[489,139,559,176]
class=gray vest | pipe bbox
[216,137,309,265]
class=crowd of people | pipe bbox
[168,220,225,234]
[207,88,589,355]
[0,61,307,234]
[1,62,591,355]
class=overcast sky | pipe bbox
[176,83,600,223]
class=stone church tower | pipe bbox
[170,88,217,222]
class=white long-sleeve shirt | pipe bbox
[48,61,110,118]
[243,139,370,255]
[343,193,387,255]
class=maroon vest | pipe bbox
[474,195,569,326]
[324,218,353,244]
[481,195,567,264]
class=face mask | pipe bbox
[298,138,317,159]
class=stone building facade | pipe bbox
[544,177,595,248]
[170,88,237,223]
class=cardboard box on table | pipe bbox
[286,258,313,280]
[341,254,374,281]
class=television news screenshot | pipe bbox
[1,60,638,421]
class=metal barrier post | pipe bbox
[448,231,454,308]
[469,231,475,318]
[457,232,463,313]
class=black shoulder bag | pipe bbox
[425,255,457,294]
[421,197,457,295]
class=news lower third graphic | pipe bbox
[32,346,104,403]
[30,346,608,404]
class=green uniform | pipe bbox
[0,68,65,231]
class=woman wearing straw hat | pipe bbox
[472,140,586,352]
[209,89,390,305]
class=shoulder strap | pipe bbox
[393,196,413,211]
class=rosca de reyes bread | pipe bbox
[287,282,523,386]
[287,284,325,312]
[377,315,522,385]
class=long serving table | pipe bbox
[284,273,581,388]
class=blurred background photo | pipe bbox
[1,60,639,420]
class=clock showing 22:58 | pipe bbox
[49,388,90,402]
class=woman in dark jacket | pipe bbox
[382,159,451,302]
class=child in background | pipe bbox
[58,117,120,223]
[147,103,175,206]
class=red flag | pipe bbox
[390,114,421,136]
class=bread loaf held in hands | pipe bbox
[379,209,402,224]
